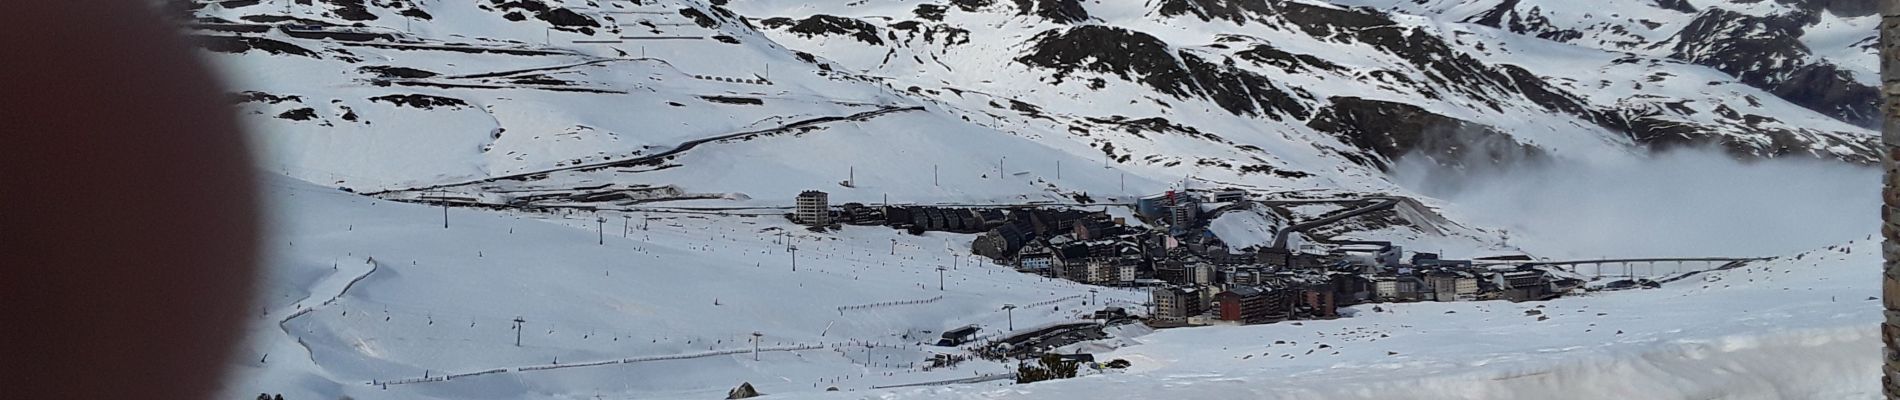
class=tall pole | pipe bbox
[1881,5,1900,397]
[789,244,797,272]
[1056,160,1061,180]
[937,266,946,291]
[597,217,605,245]
[513,317,525,347]
[1002,304,1016,331]
[934,165,939,186]
[440,191,449,229]
[623,215,631,238]
[752,332,763,361]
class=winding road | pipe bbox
[367,105,923,196]
[1268,196,1400,250]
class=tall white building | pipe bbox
[795,190,829,226]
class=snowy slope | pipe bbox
[1331,0,1881,127]
[730,0,1875,168]
[229,176,1880,399]
[183,0,1883,256]
[225,177,1147,399]
[190,0,1887,398]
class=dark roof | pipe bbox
[1223,286,1266,297]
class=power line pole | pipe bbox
[1002,304,1017,331]
[512,317,526,347]
[751,332,763,361]
[439,191,449,229]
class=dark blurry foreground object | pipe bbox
[1885,2,1900,399]
[0,2,257,399]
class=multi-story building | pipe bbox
[1190,262,1214,285]
[1168,197,1199,232]
[1085,257,1118,284]
[1299,282,1339,318]
[1496,269,1555,302]
[795,190,829,226]
[1117,260,1139,284]
[1018,242,1056,275]
[1152,286,1203,324]
[1371,275,1399,301]
[972,224,1027,261]
[1425,270,1480,301]
[1217,284,1292,324]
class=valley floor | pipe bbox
[227,177,1881,399]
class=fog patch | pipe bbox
[1392,149,1875,259]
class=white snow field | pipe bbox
[228,175,1883,400]
[225,177,1146,400]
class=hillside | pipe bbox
[177,0,1888,398]
[184,0,1877,208]
[227,177,1146,399]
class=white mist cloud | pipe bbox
[1393,149,1877,259]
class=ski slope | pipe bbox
[226,176,1883,399]
[223,177,1146,399]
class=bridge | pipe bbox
[1474,257,1770,280]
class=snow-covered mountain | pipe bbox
[176,0,1884,398]
[182,0,1876,204]
[733,0,1877,169]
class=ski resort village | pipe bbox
[166,0,1892,398]
[786,187,1705,328]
